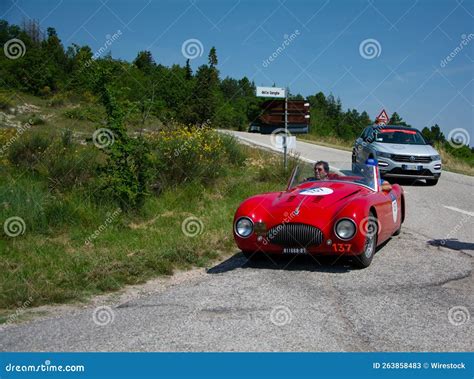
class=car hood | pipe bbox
[372,142,438,155]
[239,181,371,225]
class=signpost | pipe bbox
[256,86,290,170]
[375,109,389,125]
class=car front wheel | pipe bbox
[353,212,378,269]
[426,178,439,186]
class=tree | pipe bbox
[389,112,410,127]
[133,50,155,73]
[421,124,445,144]
[208,46,218,68]
[185,59,192,80]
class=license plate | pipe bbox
[403,164,421,171]
[283,247,307,254]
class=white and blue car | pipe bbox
[352,125,442,185]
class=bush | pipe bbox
[38,142,102,192]
[0,93,13,111]
[28,114,45,125]
[63,105,102,122]
[148,125,227,187]
[48,94,67,107]
[7,131,51,170]
[220,134,246,166]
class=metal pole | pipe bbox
[284,89,288,170]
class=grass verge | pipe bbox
[0,145,292,319]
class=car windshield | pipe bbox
[287,162,380,192]
[374,128,426,145]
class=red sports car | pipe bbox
[233,160,405,268]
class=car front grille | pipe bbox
[386,168,436,176]
[392,154,432,163]
[266,223,323,247]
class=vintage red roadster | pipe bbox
[233,160,405,268]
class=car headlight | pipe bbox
[431,155,441,161]
[235,217,253,238]
[376,151,392,159]
[335,219,356,240]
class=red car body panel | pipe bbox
[233,179,404,257]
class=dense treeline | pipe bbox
[0,18,472,157]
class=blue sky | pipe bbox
[2,0,473,139]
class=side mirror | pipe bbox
[427,140,434,146]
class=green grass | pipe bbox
[0,145,289,312]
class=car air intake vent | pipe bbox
[267,223,323,247]
[392,154,432,163]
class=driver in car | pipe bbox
[305,161,339,181]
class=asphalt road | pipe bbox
[1,131,472,352]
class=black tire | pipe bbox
[353,213,378,269]
[426,178,438,186]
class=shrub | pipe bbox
[38,142,101,192]
[0,93,13,111]
[7,131,51,170]
[220,134,246,166]
[63,106,102,122]
[148,125,227,188]
[28,114,45,125]
[48,94,67,107]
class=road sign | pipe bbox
[375,109,389,125]
[260,114,309,125]
[259,100,310,126]
[261,100,309,112]
[256,86,286,98]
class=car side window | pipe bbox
[362,127,372,141]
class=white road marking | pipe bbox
[443,206,474,217]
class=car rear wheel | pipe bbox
[353,213,378,269]
[426,178,438,186]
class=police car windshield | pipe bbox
[375,129,426,145]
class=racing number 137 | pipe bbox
[332,243,351,252]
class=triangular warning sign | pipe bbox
[375,109,389,125]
